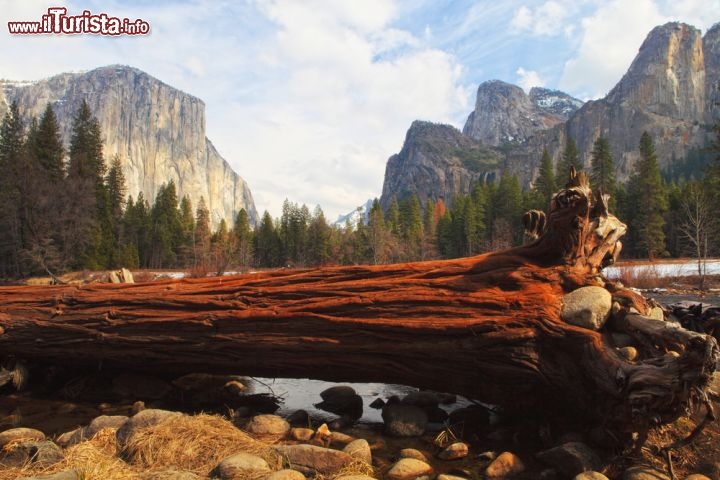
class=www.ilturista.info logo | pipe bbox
[8,7,150,35]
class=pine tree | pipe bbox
[194,196,212,271]
[69,100,104,182]
[254,211,281,267]
[307,205,331,266]
[557,135,580,182]
[386,196,401,236]
[149,181,183,267]
[0,102,25,276]
[631,132,668,259]
[64,100,109,269]
[421,198,438,260]
[367,199,389,264]
[211,218,233,275]
[534,148,556,209]
[104,155,128,267]
[399,194,423,261]
[489,172,524,248]
[29,104,64,182]
[122,193,151,267]
[233,208,253,270]
[590,136,616,199]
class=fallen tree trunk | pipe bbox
[0,171,716,437]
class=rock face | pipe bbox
[383,22,719,205]
[463,80,582,146]
[0,65,257,227]
[379,121,503,210]
[510,22,714,184]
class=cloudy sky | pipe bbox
[2,0,719,221]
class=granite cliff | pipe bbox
[0,65,257,227]
[462,81,583,146]
[382,22,718,206]
[380,121,503,210]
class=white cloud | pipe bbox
[207,0,469,219]
[558,0,720,100]
[510,1,573,36]
[516,67,545,92]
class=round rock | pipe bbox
[210,452,270,479]
[623,466,671,480]
[561,286,612,330]
[246,414,290,441]
[386,458,433,480]
[399,448,428,462]
[485,451,525,478]
[574,472,610,480]
[0,427,45,448]
[343,438,372,464]
[116,408,182,448]
[438,442,469,460]
[265,470,307,480]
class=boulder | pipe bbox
[381,403,428,437]
[618,346,639,362]
[290,427,315,442]
[210,452,271,479]
[561,286,612,330]
[622,466,671,480]
[315,385,363,420]
[574,471,610,480]
[398,448,428,462]
[0,427,45,448]
[116,408,182,448]
[437,442,469,460]
[536,442,602,477]
[246,414,290,442]
[343,438,372,464]
[485,451,525,478]
[0,440,64,468]
[58,415,129,447]
[385,458,433,480]
[265,470,307,480]
[275,444,354,475]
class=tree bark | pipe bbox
[0,171,716,436]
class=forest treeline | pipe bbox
[1,101,719,279]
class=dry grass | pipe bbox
[123,413,281,474]
[614,264,681,290]
[327,459,376,479]
[0,414,286,480]
[0,428,137,480]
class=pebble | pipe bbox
[437,442,469,460]
[290,427,315,442]
[485,451,525,478]
[398,448,428,462]
[0,427,45,448]
[343,438,372,464]
[245,414,290,441]
[210,451,270,479]
[385,458,433,480]
[275,443,354,475]
[574,472,609,480]
[265,469,307,480]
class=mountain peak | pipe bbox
[462,81,581,146]
[1,65,256,227]
[606,21,704,119]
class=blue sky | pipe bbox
[2,0,719,221]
